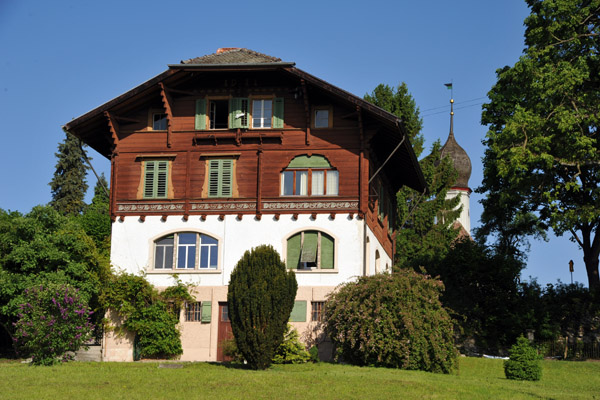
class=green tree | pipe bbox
[364,83,460,269]
[324,270,458,373]
[227,245,297,370]
[49,130,89,216]
[365,82,424,157]
[395,142,460,269]
[0,206,110,353]
[431,238,524,352]
[480,0,600,289]
[79,173,111,252]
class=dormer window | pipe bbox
[280,155,338,196]
[152,113,167,130]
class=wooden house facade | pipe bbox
[64,48,425,362]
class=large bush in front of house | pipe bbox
[228,245,298,370]
[14,283,94,365]
[504,336,542,381]
[324,269,458,373]
[102,273,193,359]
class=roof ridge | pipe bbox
[181,48,282,64]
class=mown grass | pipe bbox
[0,357,599,399]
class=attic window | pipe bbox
[153,113,167,130]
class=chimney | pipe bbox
[217,48,240,54]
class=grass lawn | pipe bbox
[0,357,599,399]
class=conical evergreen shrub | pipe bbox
[227,245,297,369]
[504,336,542,381]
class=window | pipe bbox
[144,160,169,199]
[185,301,212,322]
[313,106,332,128]
[311,301,325,322]
[208,159,233,198]
[152,113,167,130]
[280,155,338,196]
[252,99,272,128]
[153,232,218,270]
[286,230,334,270]
[195,97,283,130]
[209,99,229,129]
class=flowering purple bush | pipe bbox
[13,284,94,365]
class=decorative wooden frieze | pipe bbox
[263,201,358,210]
[190,202,257,211]
[117,203,185,212]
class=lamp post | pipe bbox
[569,260,574,284]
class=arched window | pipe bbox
[286,230,334,270]
[154,232,218,270]
[280,155,338,196]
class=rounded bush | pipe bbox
[324,269,458,373]
[504,336,542,381]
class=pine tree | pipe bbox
[49,131,89,215]
[80,173,111,251]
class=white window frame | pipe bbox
[150,232,220,272]
[252,99,273,128]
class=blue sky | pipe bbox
[0,0,586,286]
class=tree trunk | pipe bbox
[582,232,600,291]
[583,255,600,291]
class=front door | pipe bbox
[217,302,233,361]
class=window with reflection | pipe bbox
[153,232,218,270]
[280,155,338,196]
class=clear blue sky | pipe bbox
[0,0,585,286]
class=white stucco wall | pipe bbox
[446,188,471,235]
[110,213,392,287]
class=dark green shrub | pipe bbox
[227,245,297,370]
[324,269,458,373]
[504,336,542,381]
[273,324,310,364]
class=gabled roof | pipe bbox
[181,48,282,65]
[63,49,426,192]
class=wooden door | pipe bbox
[217,302,233,361]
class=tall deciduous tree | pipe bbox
[227,245,297,369]
[49,131,89,215]
[365,82,424,157]
[480,0,600,289]
[364,83,460,269]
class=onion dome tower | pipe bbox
[440,98,472,235]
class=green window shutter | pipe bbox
[300,231,318,263]
[286,233,302,269]
[144,160,168,199]
[290,300,307,322]
[201,301,212,323]
[230,98,249,129]
[195,99,207,130]
[320,233,334,269]
[208,159,233,198]
[273,97,284,129]
[287,155,331,168]
[156,160,168,198]
[144,161,156,198]
[220,160,233,196]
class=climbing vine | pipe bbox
[101,273,193,359]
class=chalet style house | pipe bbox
[64,48,425,362]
